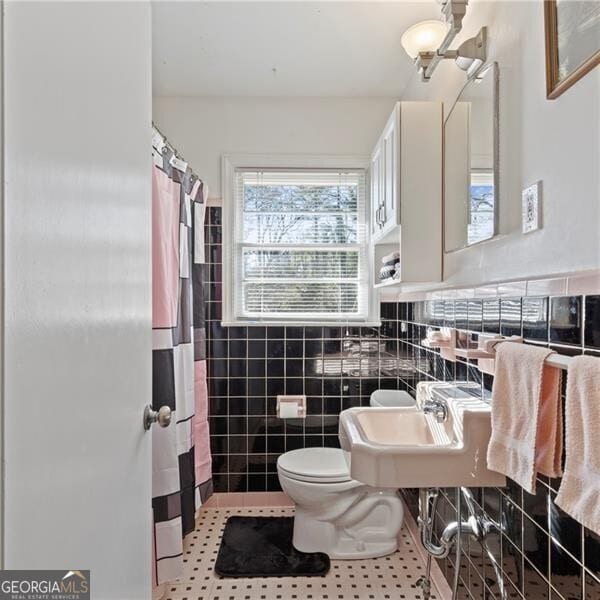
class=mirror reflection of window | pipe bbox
[444,63,498,252]
[468,169,495,245]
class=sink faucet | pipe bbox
[422,398,448,423]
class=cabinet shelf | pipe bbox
[374,278,402,289]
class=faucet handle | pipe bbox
[423,398,448,423]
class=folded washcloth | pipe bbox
[556,355,600,535]
[382,251,400,264]
[486,342,562,493]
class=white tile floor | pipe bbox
[164,506,440,600]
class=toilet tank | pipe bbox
[369,390,416,408]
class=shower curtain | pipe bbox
[151,138,212,585]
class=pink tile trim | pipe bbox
[567,272,600,296]
[526,278,568,297]
[201,495,219,508]
[474,285,499,298]
[399,291,428,302]
[200,492,293,509]
[394,271,600,303]
[455,288,476,299]
[497,281,527,297]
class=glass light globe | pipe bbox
[401,20,449,59]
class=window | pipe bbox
[223,156,376,325]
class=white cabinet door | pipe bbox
[370,142,383,237]
[380,105,400,238]
[3,3,153,599]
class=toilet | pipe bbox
[277,447,404,559]
[276,390,415,559]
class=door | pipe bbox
[3,2,153,599]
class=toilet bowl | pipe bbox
[277,447,404,559]
[369,389,415,408]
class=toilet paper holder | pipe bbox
[277,395,306,419]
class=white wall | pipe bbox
[3,2,152,597]
[154,0,599,289]
[152,96,397,200]
[401,0,600,288]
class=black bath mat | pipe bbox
[215,516,330,578]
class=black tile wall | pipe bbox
[205,206,600,597]
[395,295,600,600]
[523,296,549,341]
[549,296,582,346]
[483,298,501,334]
[205,208,414,494]
[585,295,600,349]
[500,297,523,337]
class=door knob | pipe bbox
[143,405,172,431]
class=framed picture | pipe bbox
[544,0,600,99]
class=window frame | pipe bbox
[222,153,379,327]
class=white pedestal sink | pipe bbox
[338,382,505,488]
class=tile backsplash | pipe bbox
[392,297,599,600]
[205,207,600,598]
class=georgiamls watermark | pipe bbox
[0,570,90,600]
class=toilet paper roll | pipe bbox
[279,402,299,419]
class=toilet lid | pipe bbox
[277,448,351,483]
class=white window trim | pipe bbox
[221,153,380,327]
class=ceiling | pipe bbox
[152,1,440,97]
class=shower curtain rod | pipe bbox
[152,122,202,182]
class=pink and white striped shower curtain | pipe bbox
[151,140,212,586]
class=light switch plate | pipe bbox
[522,181,542,234]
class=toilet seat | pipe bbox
[277,447,351,484]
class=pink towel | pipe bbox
[487,342,562,493]
[556,355,600,535]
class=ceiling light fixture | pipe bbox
[401,0,487,82]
